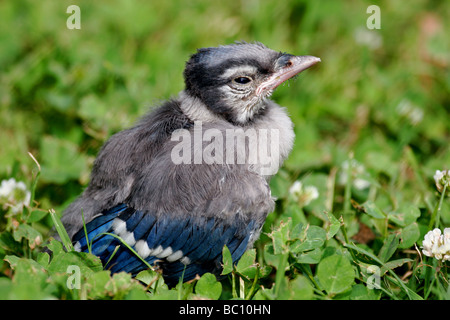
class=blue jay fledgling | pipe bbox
[61,42,320,286]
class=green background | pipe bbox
[0,0,449,300]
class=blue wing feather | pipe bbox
[72,203,128,251]
[72,203,257,286]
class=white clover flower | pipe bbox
[396,99,424,125]
[339,159,371,190]
[304,186,319,203]
[0,178,31,213]
[289,180,319,206]
[433,169,449,193]
[289,180,303,196]
[353,27,383,50]
[443,229,450,261]
[422,228,450,261]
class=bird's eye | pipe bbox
[233,77,252,85]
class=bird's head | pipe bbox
[183,42,320,125]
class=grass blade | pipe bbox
[81,209,91,254]
[27,152,41,208]
[99,232,154,271]
[104,245,121,268]
[49,208,73,252]
[344,242,423,300]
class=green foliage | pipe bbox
[316,255,355,295]
[0,0,449,300]
[195,273,222,300]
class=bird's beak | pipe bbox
[256,55,321,96]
